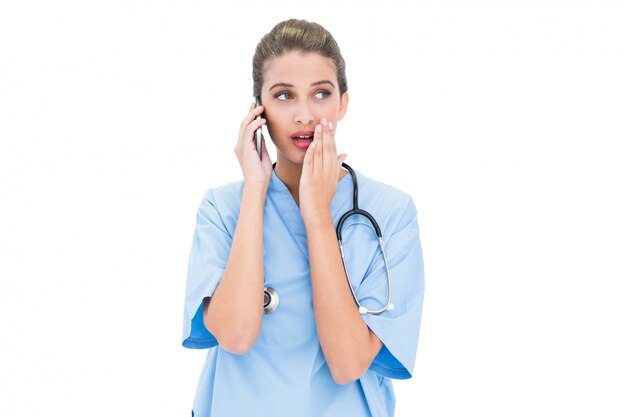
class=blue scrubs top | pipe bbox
[182,169,425,417]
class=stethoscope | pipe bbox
[264,162,394,315]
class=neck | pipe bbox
[274,157,304,206]
[274,155,349,207]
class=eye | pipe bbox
[275,92,293,101]
[314,90,331,99]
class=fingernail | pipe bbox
[316,124,321,133]
[322,118,328,126]
[329,121,334,130]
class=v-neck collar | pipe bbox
[266,169,354,259]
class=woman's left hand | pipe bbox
[299,118,347,225]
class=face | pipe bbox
[260,51,349,166]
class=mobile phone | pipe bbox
[254,96,263,160]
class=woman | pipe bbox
[182,18,425,417]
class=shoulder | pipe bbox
[356,170,415,212]
[353,170,418,231]
[198,178,243,206]
[196,180,244,224]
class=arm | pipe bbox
[300,119,381,384]
[203,102,273,355]
[203,184,266,354]
[306,216,383,384]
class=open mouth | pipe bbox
[291,131,315,149]
[291,131,315,141]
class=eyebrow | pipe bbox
[269,80,336,91]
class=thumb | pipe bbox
[261,135,272,163]
[337,153,348,165]
[303,141,316,174]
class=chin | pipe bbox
[275,148,307,166]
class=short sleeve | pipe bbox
[342,195,425,379]
[181,190,233,349]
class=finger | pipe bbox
[328,121,337,154]
[337,153,348,166]
[261,135,273,165]
[239,111,257,144]
[245,117,266,137]
[314,123,323,170]
[239,104,265,137]
[303,136,316,175]
[325,125,337,171]
[242,118,266,148]
[322,119,335,168]
[322,118,331,151]
[322,118,337,172]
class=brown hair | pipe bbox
[252,19,348,98]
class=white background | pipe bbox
[1,0,625,416]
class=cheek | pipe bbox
[264,113,283,139]
[315,100,340,118]
[264,112,279,130]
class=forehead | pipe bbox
[263,51,337,88]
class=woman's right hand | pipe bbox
[234,102,273,188]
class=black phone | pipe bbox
[254,96,263,160]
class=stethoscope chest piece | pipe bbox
[263,287,279,314]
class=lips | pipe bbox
[291,130,315,149]
[291,131,315,140]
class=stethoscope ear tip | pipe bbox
[358,303,394,315]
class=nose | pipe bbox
[294,100,314,126]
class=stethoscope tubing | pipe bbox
[336,163,394,315]
[264,162,394,315]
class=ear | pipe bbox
[338,91,349,121]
